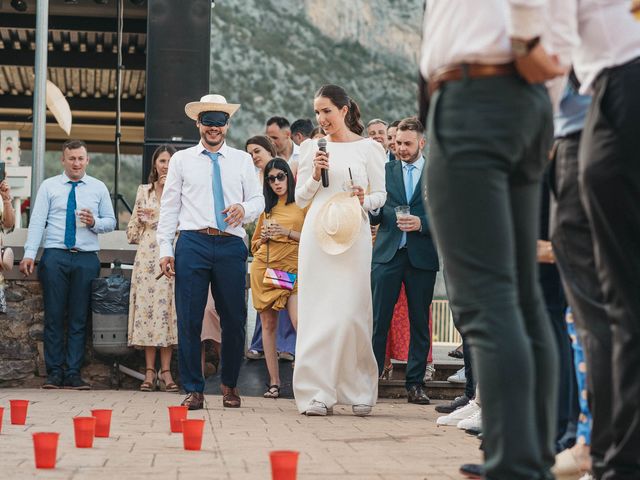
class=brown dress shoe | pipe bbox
[181,392,204,410]
[221,384,241,408]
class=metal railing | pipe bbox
[431,300,461,344]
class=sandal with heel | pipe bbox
[158,369,179,393]
[140,368,157,392]
[263,384,280,399]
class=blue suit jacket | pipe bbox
[369,159,439,271]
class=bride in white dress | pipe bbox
[293,84,386,416]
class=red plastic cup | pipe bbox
[181,418,205,451]
[0,406,4,433]
[90,409,112,438]
[73,416,96,448]
[269,450,299,480]
[10,399,29,425]
[168,405,188,433]
[32,432,60,469]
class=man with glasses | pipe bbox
[157,94,264,410]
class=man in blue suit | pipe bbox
[370,117,439,404]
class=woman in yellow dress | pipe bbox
[250,158,306,398]
[127,145,179,392]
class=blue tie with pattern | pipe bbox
[64,181,80,249]
[399,164,415,249]
[205,151,227,230]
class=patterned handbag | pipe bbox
[262,218,297,291]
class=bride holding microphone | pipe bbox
[293,84,386,416]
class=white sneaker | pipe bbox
[352,404,372,416]
[305,400,327,416]
[457,409,482,430]
[423,363,436,383]
[447,366,466,384]
[436,400,480,426]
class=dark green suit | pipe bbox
[370,158,439,388]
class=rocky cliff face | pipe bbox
[304,0,422,64]
[209,0,424,146]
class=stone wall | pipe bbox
[0,278,223,390]
[0,281,44,386]
[0,280,144,389]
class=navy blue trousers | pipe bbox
[175,231,248,393]
[38,248,100,377]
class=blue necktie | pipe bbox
[64,181,80,249]
[205,151,227,231]
[399,164,415,249]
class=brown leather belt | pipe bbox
[428,62,518,97]
[193,227,232,237]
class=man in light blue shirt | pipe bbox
[20,140,116,390]
[369,117,439,405]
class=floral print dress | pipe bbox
[0,203,14,314]
[126,184,177,347]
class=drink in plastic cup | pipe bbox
[73,416,96,448]
[75,209,86,228]
[32,432,59,469]
[181,418,205,451]
[263,218,273,238]
[342,179,356,193]
[394,205,410,220]
[269,450,300,480]
[10,399,29,425]
[168,406,188,433]
[0,406,3,433]
[91,409,112,438]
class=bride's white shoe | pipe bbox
[306,400,328,416]
[352,404,372,416]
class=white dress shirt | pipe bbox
[421,1,640,95]
[420,0,577,79]
[287,141,300,176]
[571,1,640,93]
[157,141,265,258]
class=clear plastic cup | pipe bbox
[395,205,410,219]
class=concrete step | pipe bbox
[378,380,465,400]
[388,361,464,382]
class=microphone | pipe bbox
[317,137,329,187]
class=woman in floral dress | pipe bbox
[127,145,178,392]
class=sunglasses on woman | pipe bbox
[267,172,287,183]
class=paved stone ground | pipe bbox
[0,389,481,479]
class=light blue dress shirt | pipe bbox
[23,172,116,259]
[554,83,592,138]
[402,155,425,199]
[398,155,425,249]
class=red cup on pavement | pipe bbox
[168,406,188,433]
[32,432,60,469]
[73,416,96,448]
[181,418,205,451]
[90,409,112,438]
[10,399,29,425]
[0,406,4,433]
[269,450,300,480]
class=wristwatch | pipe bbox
[511,36,541,58]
